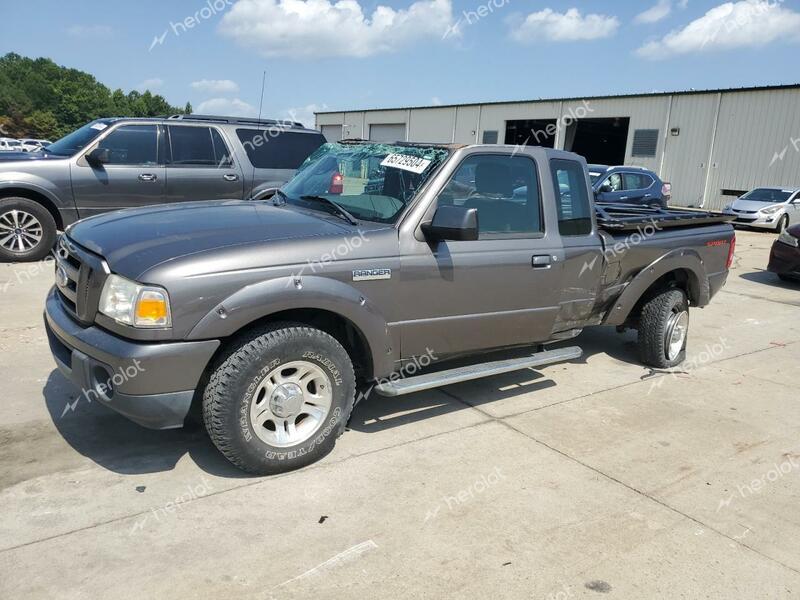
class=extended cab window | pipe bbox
[551,159,592,236]
[168,126,232,167]
[437,154,542,237]
[236,129,325,169]
[97,125,159,166]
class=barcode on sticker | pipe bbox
[380,154,432,175]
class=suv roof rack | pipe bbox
[164,114,307,128]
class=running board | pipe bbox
[374,346,582,397]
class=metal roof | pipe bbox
[315,83,800,115]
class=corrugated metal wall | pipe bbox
[316,87,800,210]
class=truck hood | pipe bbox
[67,200,351,279]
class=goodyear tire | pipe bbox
[637,289,689,369]
[203,324,355,475]
[0,197,57,262]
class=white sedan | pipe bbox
[723,187,800,232]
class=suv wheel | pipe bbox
[203,324,356,475]
[0,197,57,262]
[637,288,689,369]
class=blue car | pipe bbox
[590,165,671,210]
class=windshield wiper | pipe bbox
[300,195,359,226]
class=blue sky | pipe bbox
[1,0,798,126]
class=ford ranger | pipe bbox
[44,142,735,474]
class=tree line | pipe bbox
[0,53,191,140]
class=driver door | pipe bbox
[70,124,166,217]
[396,151,563,358]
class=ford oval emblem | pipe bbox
[56,266,69,288]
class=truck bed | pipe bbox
[596,203,736,232]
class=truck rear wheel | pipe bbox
[202,324,356,475]
[637,289,689,369]
[0,197,57,262]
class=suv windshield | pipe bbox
[741,188,793,203]
[43,120,114,156]
[281,142,450,224]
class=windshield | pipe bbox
[741,188,793,203]
[280,142,450,224]
[43,120,113,156]
[7,140,21,147]
[589,172,604,184]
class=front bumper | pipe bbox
[767,240,800,277]
[44,287,220,429]
[727,212,780,229]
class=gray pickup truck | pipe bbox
[44,141,735,474]
[0,114,324,262]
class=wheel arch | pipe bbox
[604,250,709,327]
[0,186,63,230]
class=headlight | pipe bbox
[99,274,172,328]
[778,229,799,248]
[760,205,782,215]
[723,204,733,212]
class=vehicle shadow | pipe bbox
[42,370,250,478]
[348,325,641,434]
[42,326,641,475]
[740,270,800,289]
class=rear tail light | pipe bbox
[662,182,672,199]
[329,172,343,194]
[726,234,736,270]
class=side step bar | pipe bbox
[374,346,582,397]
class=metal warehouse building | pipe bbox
[315,84,800,211]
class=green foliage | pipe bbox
[0,53,188,140]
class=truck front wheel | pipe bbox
[203,324,356,475]
[637,289,689,369]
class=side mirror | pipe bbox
[599,183,613,193]
[421,205,479,242]
[86,147,109,166]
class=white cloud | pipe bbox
[191,79,240,94]
[283,103,329,128]
[196,97,259,117]
[637,0,800,59]
[136,78,164,91]
[635,0,672,24]
[431,96,443,105]
[510,8,620,43]
[66,24,114,37]
[219,0,456,58]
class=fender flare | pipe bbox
[0,178,65,212]
[186,275,394,377]
[603,248,710,326]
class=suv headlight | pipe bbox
[760,205,782,215]
[778,229,799,248]
[99,274,172,328]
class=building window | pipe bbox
[631,129,659,157]
[482,130,499,144]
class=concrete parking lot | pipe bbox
[0,228,798,599]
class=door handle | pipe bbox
[223,174,239,182]
[138,173,157,182]
[532,255,552,269]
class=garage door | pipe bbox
[369,123,406,143]
[320,124,342,142]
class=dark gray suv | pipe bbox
[0,114,325,262]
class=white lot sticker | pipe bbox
[90,123,108,131]
[381,153,432,175]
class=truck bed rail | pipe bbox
[595,203,735,232]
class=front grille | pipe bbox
[54,236,108,325]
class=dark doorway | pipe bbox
[564,117,630,165]
[505,119,557,148]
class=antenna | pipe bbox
[251,69,267,199]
